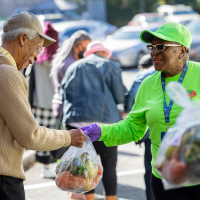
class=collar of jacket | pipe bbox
[88,53,105,59]
[0,47,17,69]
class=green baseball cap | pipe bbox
[140,22,192,51]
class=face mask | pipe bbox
[78,51,85,59]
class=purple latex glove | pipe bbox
[80,124,101,142]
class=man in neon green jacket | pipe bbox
[80,22,200,200]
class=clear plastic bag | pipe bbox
[55,136,103,193]
[154,82,200,190]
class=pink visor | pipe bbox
[84,41,112,59]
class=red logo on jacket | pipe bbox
[187,90,197,99]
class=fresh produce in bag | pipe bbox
[154,82,200,189]
[55,136,103,193]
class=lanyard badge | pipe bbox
[161,62,188,138]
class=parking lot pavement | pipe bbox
[24,142,146,200]
[121,68,138,90]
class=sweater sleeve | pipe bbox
[0,65,71,151]
[98,80,148,146]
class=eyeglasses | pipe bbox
[32,38,43,55]
[147,44,182,52]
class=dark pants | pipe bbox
[85,141,117,196]
[151,175,200,200]
[0,175,25,200]
[144,138,155,200]
[137,129,154,200]
[36,151,57,164]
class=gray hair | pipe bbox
[184,47,189,61]
[1,28,39,42]
[186,53,189,61]
[50,30,91,76]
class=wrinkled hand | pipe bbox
[69,129,87,148]
[80,124,101,142]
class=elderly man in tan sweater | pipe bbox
[0,11,87,200]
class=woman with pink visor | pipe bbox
[60,41,127,200]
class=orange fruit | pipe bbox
[162,159,188,184]
[97,165,103,177]
[56,171,86,190]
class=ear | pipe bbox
[179,46,187,59]
[19,33,28,47]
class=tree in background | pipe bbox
[107,0,200,27]
[107,0,158,27]
[165,0,200,14]
[65,0,87,16]
[67,0,200,27]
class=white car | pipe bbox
[186,17,200,62]
[36,13,69,27]
[157,4,199,25]
[52,20,111,46]
[103,25,158,67]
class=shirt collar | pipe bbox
[0,47,17,69]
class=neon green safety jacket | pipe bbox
[99,61,200,179]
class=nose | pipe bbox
[151,47,160,56]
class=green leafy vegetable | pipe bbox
[70,166,88,175]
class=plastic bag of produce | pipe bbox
[55,136,103,193]
[154,82,200,190]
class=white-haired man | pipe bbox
[0,11,86,200]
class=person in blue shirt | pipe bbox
[124,54,156,200]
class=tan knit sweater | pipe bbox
[0,56,71,180]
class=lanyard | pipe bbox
[161,61,188,131]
